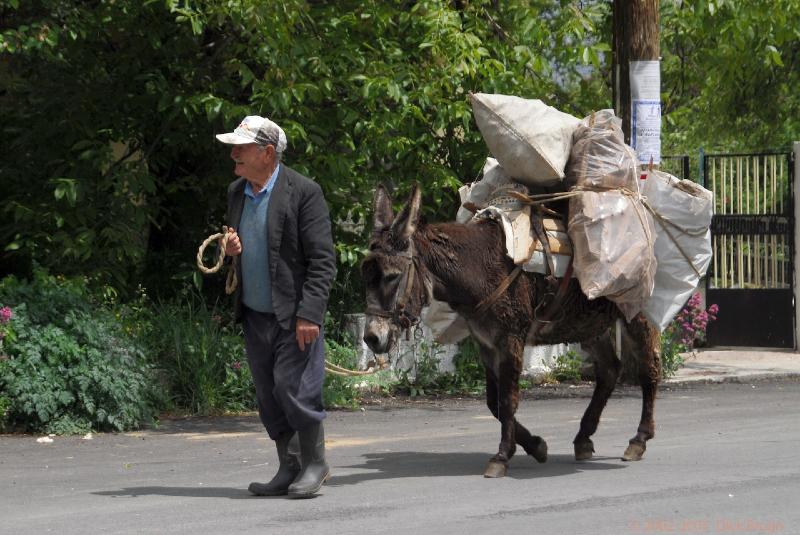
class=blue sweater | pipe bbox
[239,165,280,312]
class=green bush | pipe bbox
[660,328,686,379]
[551,350,584,383]
[435,337,486,396]
[392,342,444,398]
[659,292,719,378]
[0,273,163,434]
[391,338,487,397]
[143,293,254,415]
[323,337,370,410]
[0,393,10,431]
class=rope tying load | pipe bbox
[196,226,238,295]
[508,187,702,276]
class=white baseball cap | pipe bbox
[215,115,287,153]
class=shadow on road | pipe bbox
[329,452,626,485]
[93,487,258,499]
[143,415,262,435]
[92,453,627,499]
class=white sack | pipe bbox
[470,93,580,186]
[457,158,519,224]
[421,299,470,345]
[640,170,714,331]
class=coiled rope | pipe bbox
[196,226,238,295]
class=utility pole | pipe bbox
[612,0,660,164]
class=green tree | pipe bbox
[660,0,800,153]
[1,0,611,316]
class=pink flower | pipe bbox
[231,361,242,371]
[708,304,719,315]
[0,306,11,324]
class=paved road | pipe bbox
[2,380,797,535]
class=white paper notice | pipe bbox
[630,60,661,165]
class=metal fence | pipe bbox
[703,152,793,290]
[660,155,691,181]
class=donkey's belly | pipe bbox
[526,290,619,346]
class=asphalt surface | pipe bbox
[2,378,798,535]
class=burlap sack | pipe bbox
[640,170,713,331]
[470,93,580,186]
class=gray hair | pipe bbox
[257,143,283,162]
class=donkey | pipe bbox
[362,184,661,478]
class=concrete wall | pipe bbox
[343,313,582,378]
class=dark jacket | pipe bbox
[226,165,336,330]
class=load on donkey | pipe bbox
[361,94,714,478]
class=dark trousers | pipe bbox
[242,307,326,440]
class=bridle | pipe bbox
[364,241,428,335]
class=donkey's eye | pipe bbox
[382,273,401,286]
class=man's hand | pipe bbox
[222,227,242,256]
[296,318,320,351]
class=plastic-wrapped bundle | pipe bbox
[470,93,580,186]
[640,170,713,331]
[566,110,657,321]
[565,109,639,190]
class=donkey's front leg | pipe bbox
[484,337,524,478]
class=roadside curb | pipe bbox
[664,372,800,387]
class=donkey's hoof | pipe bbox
[622,441,646,461]
[574,439,595,461]
[519,435,548,463]
[483,460,508,478]
[530,440,548,463]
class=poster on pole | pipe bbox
[630,60,661,165]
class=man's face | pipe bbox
[230,143,275,181]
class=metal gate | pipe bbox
[703,151,795,348]
[661,154,691,181]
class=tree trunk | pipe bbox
[613,0,660,144]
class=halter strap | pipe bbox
[364,243,427,332]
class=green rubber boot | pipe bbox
[287,422,330,498]
[248,431,301,496]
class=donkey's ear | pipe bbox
[372,185,394,233]
[389,183,422,242]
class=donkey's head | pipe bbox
[362,184,429,354]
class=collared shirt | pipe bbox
[239,164,280,313]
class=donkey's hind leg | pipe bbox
[573,332,621,461]
[621,315,661,461]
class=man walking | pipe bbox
[216,115,336,498]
